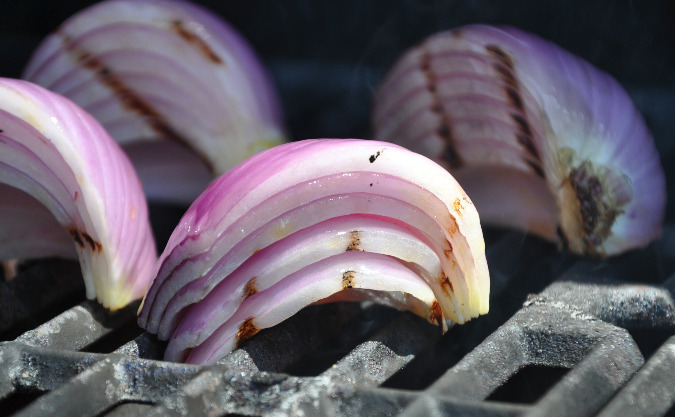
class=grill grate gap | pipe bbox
[628,327,675,360]
[83,318,144,354]
[2,389,44,416]
[485,365,569,404]
[95,401,154,417]
[0,259,85,341]
[284,304,402,377]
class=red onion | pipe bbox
[23,0,285,204]
[373,25,666,256]
[0,78,156,309]
[137,139,490,364]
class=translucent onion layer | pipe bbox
[23,0,285,204]
[0,78,156,309]
[138,139,490,364]
[373,25,666,256]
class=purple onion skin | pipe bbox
[373,25,666,257]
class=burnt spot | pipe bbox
[244,277,257,298]
[505,87,524,109]
[0,129,4,133]
[429,300,443,326]
[67,228,102,252]
[369,183,373,187]
[439,271,454,296]
[58,32,215,173]
[419,50,462,169]
[485,44,514,68]
[345,230,362,252]
[442,143,462,168]
[81,232,96,252]
[568,161,627,253]
[452,197,465,216]
[341,270,356,290]
[171,20,224,64]
[235,318,259,348]
[446,217,459,236]
[515,133,540,160]
[492,64,517,87]
[525,159,546,178]
[369,151,381,163]
[511,113,532,136]
[68,228,84,248]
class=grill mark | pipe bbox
[236,318,259,348]
[171,20,224,64]
[511,113,533,137]
[485,44,544,178]
[244,277,257,298]
[525,159,546,178]
[58,31,215,173]
[505,86,523,110]
[341,270,356,290]
[429,300,443,326]
[419,51,462,169]
[67,227,102,252]
[452,197,465,216]
[446,217,459,236]
[439,271,454,296]
[345,230,362,251]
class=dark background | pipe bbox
[1,0,674,218]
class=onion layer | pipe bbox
[137,139,490,364]
[373,25,666,256]
[0,78,156,309]
[23,0,285,204]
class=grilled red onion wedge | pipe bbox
[373,25,666,256]
[138,139,490,364]
[0,78,156,309]
[23,0,285,204]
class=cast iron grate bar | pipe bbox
[0,258,674,416]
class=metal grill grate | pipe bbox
[2,230,674,417]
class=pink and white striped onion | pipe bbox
[373,25,666,256]
[23,0,285,204]
[0,78,156,309]
[137,139,490,364]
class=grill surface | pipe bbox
[1,233,674,417]
[1,0,675,416]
